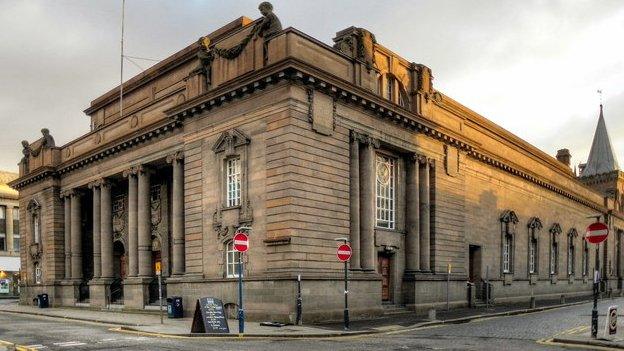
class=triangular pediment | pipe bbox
[211,129,250,154]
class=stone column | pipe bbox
[100,180,114,279]
[137,166,153,277]
[62,193,71,279]
[405,155,420,272]
[89,182,101,279]
[124,168,138,277]
[359,137,377,271]
[419,157,431,272]
[349,132,361,270]
[168,152,185,276]
[70,190,83,280]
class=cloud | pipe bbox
[0,0,623,174]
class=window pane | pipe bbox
[13,237,19,251]
[226,158,241,207]
[0,206,5,219]
[375,154,395,229]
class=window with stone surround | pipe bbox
[12,208,19,251]
[500,210,518,275]
[567,229,578,276]
[529,238,537,274]
[226,157,241,207]
[375,154,396,229]
[527,217,542,276]
[0,206,5,251]
[549,224,562,276]
[225,240,241,278]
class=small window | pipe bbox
[568,240,575,276]
[502,234,512,273]
[35,263,42,284]
[550,242,558,275]
[375,154,396,229]
[528,238,537,274]
[0,233,5,251]
[385,76,394,101]
[226,157,241,207]
[0,206,6,240]
[13,234,20,252]
[12,208,19,234]
[226,240,242,278]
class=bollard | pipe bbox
[530,296,536,309]
[428,309,437,321]
[560,294,566,304]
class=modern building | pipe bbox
[0,171,20,297]
[9,3,624,322]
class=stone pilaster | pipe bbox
[69,189,83,280]
[123,167,139,277]
[359,135,379,271]
[61,192,71,279]
[349,131,361,270]
[167,152,185,276]
[137,165,153,277]
[419,156,431,272]
[100,179,114,279]
[88,181,101,279]
[405,154,421,272]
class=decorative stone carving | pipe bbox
[500,210,519,235]
[550,223,562,236]
[445,145,459,177]
[212,129,251,155]
[150,183,163,231]
[307,89,336,136]
[29,128,56,157]
[333,27,377,71]
[528,217,543,231]
[112,193,126,240]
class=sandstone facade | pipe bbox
[9,10,624,322]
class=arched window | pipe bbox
[225,240,242,278]
[34,263,42,284]
[377,74,409,108]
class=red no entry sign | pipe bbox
[586,222,609,244]
[233,232,249,252]
[337,244,352,262]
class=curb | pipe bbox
[553,336,624,349]
[0,299,593,339]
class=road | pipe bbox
[0,298,619,350]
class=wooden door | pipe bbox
[378,255,391,301]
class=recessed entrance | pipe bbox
[111,241,125,304]
[468,245,482,283]
[378,253,392,302]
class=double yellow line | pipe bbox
[0,339,36,351]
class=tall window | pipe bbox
[385,76,394,101]
[0,206,5,251]
[35,263,42,284]
[582,241,589,276]
[12,208,19,251]
[502,234,512,273]
[550,242,558,275]
[568,231,576,276]
[33,213,40,244]
[226,157,241,207]
[375,154,396,229]
[529,238,537,274]
[226,240,242,278]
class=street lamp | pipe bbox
[335,237,350,330]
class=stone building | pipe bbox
[9,4,624,322]
[0,171,20,296]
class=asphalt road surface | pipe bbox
[0,298,620,350]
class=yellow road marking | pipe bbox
[0,338,37,351]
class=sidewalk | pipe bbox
[0,295,597,338]
[554,331,624,349]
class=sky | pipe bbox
[0,0,623,173]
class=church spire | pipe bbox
[581,103,620,177]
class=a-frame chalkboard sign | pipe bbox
[190,297,230,334]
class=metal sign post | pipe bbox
[296,274,302,325]
[156,261,163,324]
[447,262,451,311]
[586,218,609,339]
[234,226,251,336]
[335,238,351,331]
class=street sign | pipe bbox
[586,222,609,244]
[604,305,618,338]
[337,244,352,262]
[233,232,249,252]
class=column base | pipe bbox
[57,280,82,306]
[88,278,115,308]
[123,277,153,309]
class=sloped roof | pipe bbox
[582,105,620,177]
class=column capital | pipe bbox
[417,155,428,165]
[61,188,84,199]
[166,151,184,164]
[350,130,380,149]
[122,166,138,178]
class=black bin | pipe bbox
[167,296,183,318]
[35,293,49,308]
